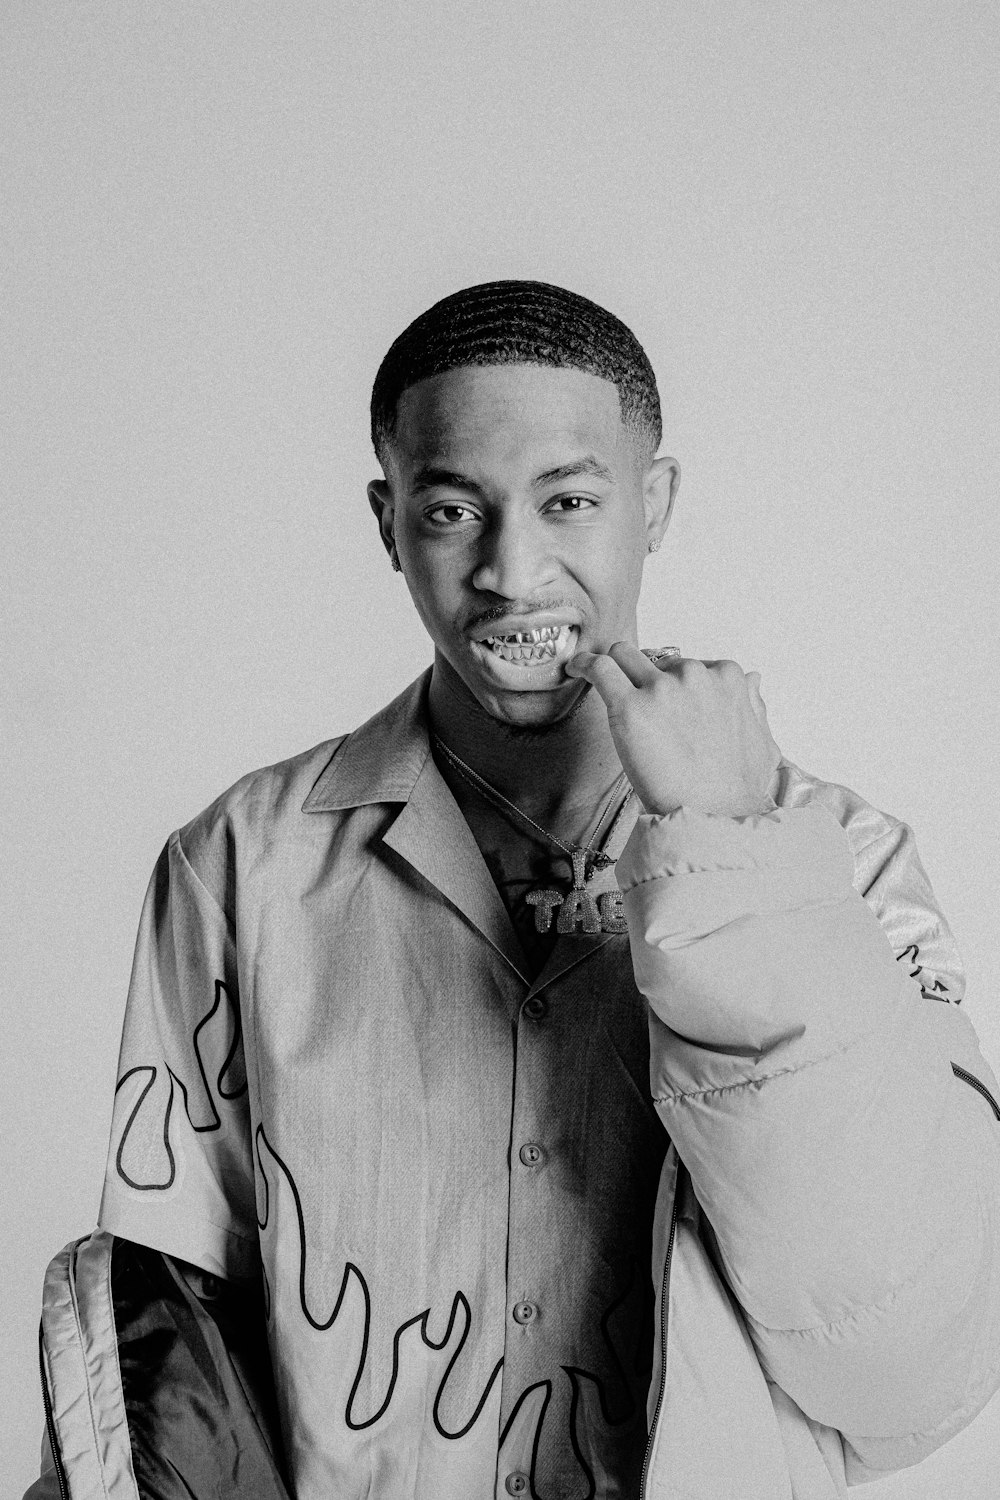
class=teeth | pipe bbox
[482,624,575,664]
[485,624,561,646]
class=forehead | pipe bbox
[389,363,630,473]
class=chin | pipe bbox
[477,680,589,732]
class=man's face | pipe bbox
[369,363,677,728]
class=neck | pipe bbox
[427,653,623,829]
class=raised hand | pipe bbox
[565,645,781,818]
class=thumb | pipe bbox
[744,670,768,725]
[745,670,782,767]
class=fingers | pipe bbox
[641,646,681,673]
[569,649,770,731]
[608,641,663,687]
[564,649,634,708]
[565,640,662,706]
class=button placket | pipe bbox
[498,950,663,1491]
[501,986,555,1423]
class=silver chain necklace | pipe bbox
[431,735,636,937]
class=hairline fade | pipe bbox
[371,280,662,466]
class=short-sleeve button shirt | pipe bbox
[99,671,668,1499]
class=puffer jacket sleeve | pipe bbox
[617,769,1000,1482]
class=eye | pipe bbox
[547,495,597,513]
[425,503,479,526]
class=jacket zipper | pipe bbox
[37,1325,70,1500]
[952,1062,1000,1121]
[640,1185,681,1499]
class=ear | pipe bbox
[643,456,680,550]
[367,479,397,562]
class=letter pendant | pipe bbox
[525,887,563,933]
[525,852,629,937]
[597,888,628,934]
[551,850,599,935]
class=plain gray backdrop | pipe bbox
[3,2,999,1491]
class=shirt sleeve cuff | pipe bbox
[97,1200,260,1282]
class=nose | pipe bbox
[471,513,558,599]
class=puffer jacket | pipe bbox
[26,699,1000,1499]
[622,759,1000,1496]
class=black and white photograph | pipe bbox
[4,4,999,1496]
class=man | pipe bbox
[31,282,1000,1499]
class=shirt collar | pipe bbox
[301,669,434,812]
[300,665,621,988]
[301,669,532,980]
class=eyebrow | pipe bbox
[410,466,484,496]
[409,455,615,495]
[532,456,615,487]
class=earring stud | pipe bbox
[647,538,661,553]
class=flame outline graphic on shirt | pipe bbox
[114,979,246,1191]
[254,1124,645,1497]
[112,971,649,1494]
[254,1123,505,1438]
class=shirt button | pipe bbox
[512,1300,537,1325]
[519,1143,545,1167]
[505,1475,529,1495]
[522,995,548,1021]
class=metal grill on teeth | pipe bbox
[488,626,561,644]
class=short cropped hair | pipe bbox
[371,280,662,462]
